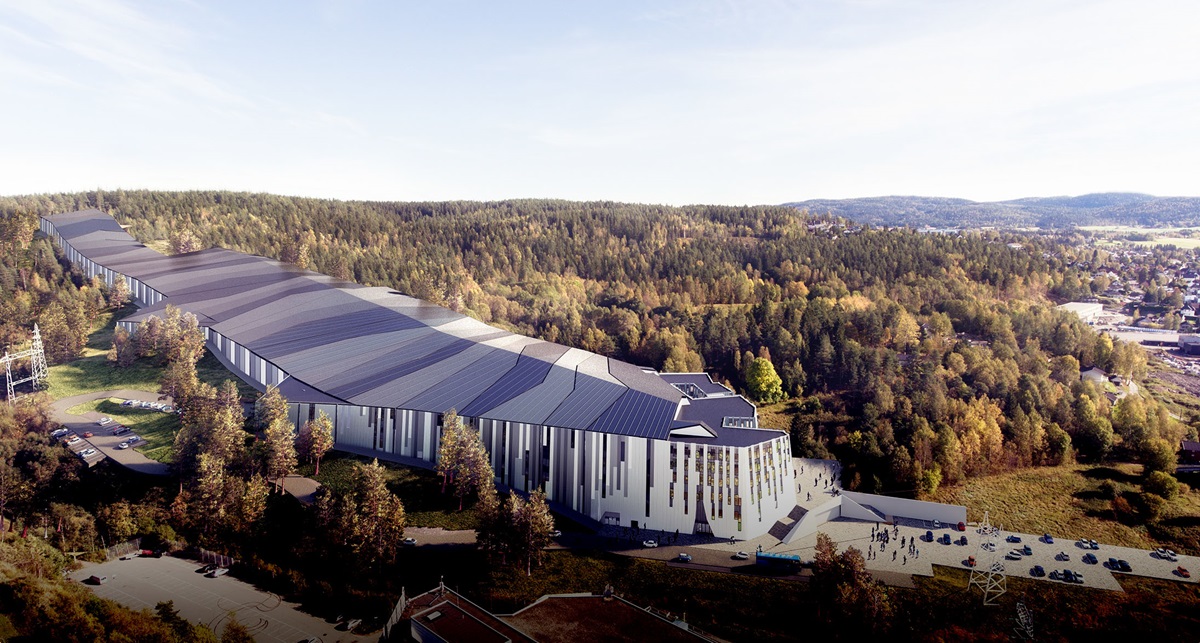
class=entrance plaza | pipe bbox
[623,458,1198,592]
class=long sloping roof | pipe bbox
[46,209,699,440]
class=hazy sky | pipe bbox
[1,0,1197,205]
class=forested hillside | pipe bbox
[2,191,1191,499]
[788,193,1200,228]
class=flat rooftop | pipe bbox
[501,594,706,643]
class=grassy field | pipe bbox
[65,397,180,463]
[297,452,480,530]
[930,463,1200,553]
[1133,237,1200,248]
[47,305,256,401]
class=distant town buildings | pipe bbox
[1057,302,1104,324]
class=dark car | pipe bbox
[1022,544,1033,556]
[1031,565,1045,577]
[1042,533,1054,544]
[925,530,933,542]
[1117,559,1132,572]
[1006,535,1021,543]
[1062,569,1076,583]
[1082,553,1097,565]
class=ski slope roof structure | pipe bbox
[44,209,767,443]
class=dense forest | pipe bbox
[1,191,1192,501]
[788,192,1200,229]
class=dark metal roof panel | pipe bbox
[402,348,523,414]
[543,373,628,429]
[588,390,679,439]
[459,350,555,417]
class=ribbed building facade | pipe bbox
[41,209,795,538]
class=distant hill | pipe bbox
[785,193,1200,229]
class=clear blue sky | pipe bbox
[1,0,1197,205]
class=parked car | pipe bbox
[205,567,229,578]
[1022,544,1033,556]
[1030,565,1045,577]
[957,535,968,546]
[1048,570,1060,580]
[957,521,966,532]
[939,534,952,545]
[642,540,658,548]
[65,436,82,445]
[50,428,70,439]
[97,417,112,426]
[1082,553,1097,565]
[677,553,692,563]
[1007,550,1023,560]
[1006,535,1022,543]
[982,541,996,551]
[1108,558,1132,572]
[733,551,749,560]
[82,431,93,438]
[161,406,174,413]
[933,520,941,528]
[925,530,933,542]
[121,399,134,407]
[402,537,417,546]
[966,556,977,567]
[1088,539,1099,550]
[1057,551,1069,561]
[1178,566,1190,578]
[116,442,130,450]
[86,575,108,585]
[549,529,562,538]
[78,448,97,459]
[1042,533,1054,544]
[112,426,131,436]
[199,563,218,573]
[128,435,141,443]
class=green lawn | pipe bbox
[297,452,480,530]
[65,397,180,463]
[47,304,255,401]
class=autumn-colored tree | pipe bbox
[108,274,130,309]
[436,410,464,494]
[811,532,892,633]
[169,227,202,254]
[745,357,785,403]
[106,326,137,367]
[254,386,289,432]
[304,410,334,476]
[263,414,297,494]
[343,459,407,565]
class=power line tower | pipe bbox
[968,510,1006,606]
[3,325,49,403]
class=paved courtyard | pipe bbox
[71,555,367,642]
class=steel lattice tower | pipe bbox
[3,325,49,403]
[968,510,1006,606]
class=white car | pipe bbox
[78,448,98,459]
[205,567,229,578]
[128,435,142,443]
[734,551,749,560]
[97,417,112,426]
[116,442,130,450]
[65,436,82,445]
[402,537,417,546]
[549,529,562,538]
[642,539,658,548]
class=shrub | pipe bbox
[1142,471,1180,500]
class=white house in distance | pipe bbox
[40,209,796,540]
[1057,301,1104,324]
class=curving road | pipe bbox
[50,389,171,476]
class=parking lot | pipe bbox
[71,555,366,642]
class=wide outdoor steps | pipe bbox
[768,504,809,541]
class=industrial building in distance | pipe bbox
[40,209,795,539]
